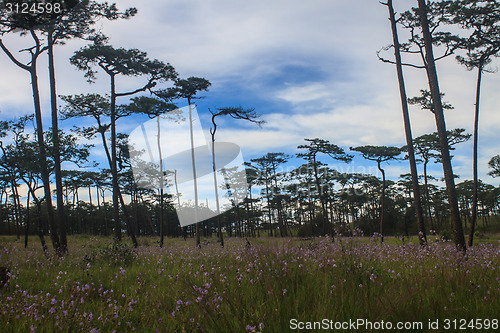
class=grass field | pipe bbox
[0,234,499,332]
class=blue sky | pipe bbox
[1,0,499,189]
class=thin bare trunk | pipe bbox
[11,179,20,239]
[158,116,165,248]
[24,177,48,253]
[423,160,435,231]
[33,53,61,252]
[378,161,385,243]
[25,188,30,248]
[386,0,426,245]
[174,170,186,240]
[210,117,224,247]
[48,32,67,254]
[110,74,121,242]
[312,157,329,238]
[469,62,483,247]
[418,0,466,251]
[188,101,200,247]
[98,97,137,246]
[0,32,61,253]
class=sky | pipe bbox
[0,0,499,191]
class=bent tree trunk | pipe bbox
[210,120,224,247]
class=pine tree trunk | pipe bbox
[210,122,224,247]
[387,0,426,245]
[158,116,165,248]
[187,101,201,247]
[378,161,385,243]
[48,32,68,254]
[312,156,330,239]
[469,62,483,247]
[24,187,30,248]
[417,0,466,251]
[30,66,61,253]
[110,75,121,242]
[423,160,435,231]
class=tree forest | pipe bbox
[0,1,499,332]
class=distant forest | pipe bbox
[1,1,500,254]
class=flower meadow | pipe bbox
[0,236,499,332]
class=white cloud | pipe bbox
[276,83,331,104]
[0,0,499,187]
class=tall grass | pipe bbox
[0,235,498,332]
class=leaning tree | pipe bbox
[380,0,427,246]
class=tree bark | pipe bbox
[265,178,273,237]
[1,34,61,252]
[25,185,30,247]
[158,115,165,248]
[23,175,48,253]
[31,63,61,252]
[96,108,137,246]
[469,61,483,247]
[48,31,68,254]
[110,74,121,242]
[312,156,329,238]
[417,0,466,251]
[423,159,435,231]
[210,120,224,247]
[378,161,385,243]
[387,0,426,245]
[272,165,286,237]
[187,101,201,247]
[10,178,20,239]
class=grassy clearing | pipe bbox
[0,235,499,332]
